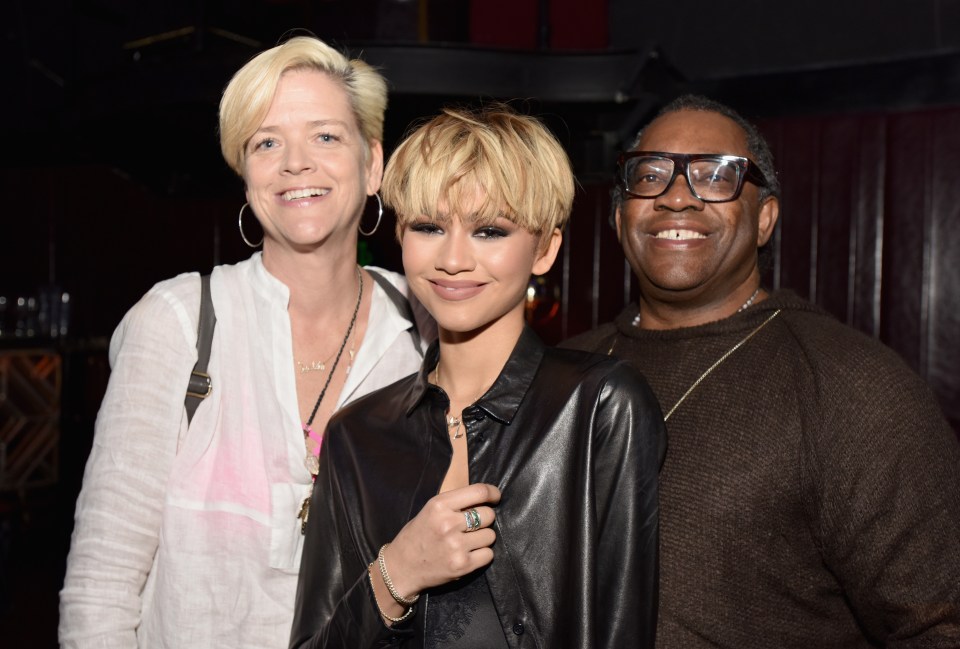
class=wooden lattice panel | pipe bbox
[0,349,61,491]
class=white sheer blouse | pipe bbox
[59,253,431,649]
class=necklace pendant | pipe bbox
[298,360,326,374]
[305,452,320,476]
[298,496,310,535]
[446,415,464,439]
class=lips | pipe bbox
[428,279,486,301]
[281,187,330,201]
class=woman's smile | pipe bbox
[428,278,487,301]
[279,187,331,202]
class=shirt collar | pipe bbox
[249,251,291,306]
[404,326,545,425]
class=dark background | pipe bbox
[1,0,959,645]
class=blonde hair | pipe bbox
[218,36,387,176]
[382,104,575,245]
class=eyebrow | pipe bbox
[253,119,350,134]
[420,211,508,226]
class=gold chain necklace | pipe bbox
[660,310,780,421]
[296,331,357,375]
[608,308,781,422]
[296,348,340,374]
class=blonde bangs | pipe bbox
[384,105,575,242]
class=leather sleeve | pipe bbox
[289,426,415,649]
[591,361,663,649]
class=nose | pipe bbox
[435,227,476,274]
[282,140,314,175]
[655,170,704,211]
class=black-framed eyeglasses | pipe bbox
[618,151,769,203]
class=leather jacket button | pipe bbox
[512,623,524,635]
[477,433,485,442]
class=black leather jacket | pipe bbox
[290,327,664,649]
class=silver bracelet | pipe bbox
[368,566,415,624]
[377,543,420,606]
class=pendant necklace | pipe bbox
[300,265,363,475]
[434,361,484,439]
[297,266,362,535]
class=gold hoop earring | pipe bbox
[238,203,263,248]
[358,193,383,237]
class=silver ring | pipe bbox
[464,508,481,532]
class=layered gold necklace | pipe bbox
[300,266,363,474]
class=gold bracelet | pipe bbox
[377,543,420,605]
[368,565,415,624]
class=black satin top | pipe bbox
[290,326,664,649]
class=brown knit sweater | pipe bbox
[563,291,960,648]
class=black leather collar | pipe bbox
[404,326,546,426]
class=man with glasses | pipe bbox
[564,95,960,647]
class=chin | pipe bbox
[641,264,713,290]
[435,319,486,336]
[432,310,497,335]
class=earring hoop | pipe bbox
[238,202,263,248]
[358,193,383,237]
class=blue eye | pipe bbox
[317,133,340,144]
[254,138,277,151]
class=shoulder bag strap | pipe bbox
[366,268,423,359]
[185,273,217,425]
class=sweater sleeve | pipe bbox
[58,277,199,649]
[591,362,664,649]
[805,344,960,646]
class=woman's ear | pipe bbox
[365,140,384,195]
[532,228,563,276]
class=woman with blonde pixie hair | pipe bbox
[291,104,663,649]
[218,36,387,174]
[60,36,431,649]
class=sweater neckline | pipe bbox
[611,290,821,342]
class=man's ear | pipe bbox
[614,206,624,243]
[532,228,563,276]
[757,195,780,247]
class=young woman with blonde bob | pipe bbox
[291,105,663,649]
[59,37,431,649]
